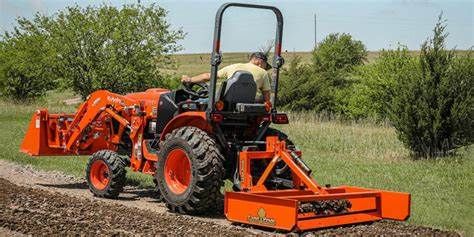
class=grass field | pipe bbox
[0,90,472,235]
[172,51,409,76]
[172,50,470,76]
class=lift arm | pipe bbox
[20,90,147,171]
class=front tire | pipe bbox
[156,126,224,215]
[86,150,126,198]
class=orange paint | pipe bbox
[159,111,210,140]
[225,137,410,231]
[89,159,110,190]
[164,149,191,194]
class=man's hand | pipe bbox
[181,75,192,83]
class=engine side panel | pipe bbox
[156,92,179,134]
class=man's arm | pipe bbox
[182,65,230,83]
[181,73,210,83]
[262,90,271,103]
[261,72,272,104]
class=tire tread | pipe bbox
[157,126,224,215]
[86,150,126,199]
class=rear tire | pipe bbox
[156,126,224,215]
[86,150,126,198]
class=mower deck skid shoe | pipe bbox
[224,186,410,231]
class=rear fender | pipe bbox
[159,111,210,140]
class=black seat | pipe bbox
[217,71,267,113]
[219,71,256,102]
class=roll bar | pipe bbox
[207,3,284,112]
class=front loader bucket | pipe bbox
[225,186,410,231]
[20,109,73,156]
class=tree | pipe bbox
[0,15,57,101]
[278,56,329,111]
[314,33,367,114]
[313,33,367,76]
[0,4,184,100]
[49,4,184,98]
[344,46,419,119]
[279,33,367,113]
[389,15,473,157]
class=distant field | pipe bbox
[0,91,472,235]
[172,50,470,76]
[173,51,389,76]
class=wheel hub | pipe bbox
[90,159,110,190]
[164,148,191,194]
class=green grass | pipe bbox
[172,51,384,76]
[278,113,473,235]
[0,91,472,235]
[170,51,388,78]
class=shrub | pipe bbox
[279,56,328,111]
[278,33,367,113]
[344,47,419,120]
[0,16,57,101]
[389,16,473,157]
[312,33,367,75]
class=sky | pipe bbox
[0,0,473,53]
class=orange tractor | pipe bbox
[20,3,410,232]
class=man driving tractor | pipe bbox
[181,52,272,103]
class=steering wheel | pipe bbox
[182,82,209,99]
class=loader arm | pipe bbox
[20,90,149,171]
[63,90,137,152]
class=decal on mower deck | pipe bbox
[247,208,276,227]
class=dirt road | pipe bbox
[0,160,460,236]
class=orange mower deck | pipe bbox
[224,136,410,231]
[225,187,410,231]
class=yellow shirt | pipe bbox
[217,63,271,92]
